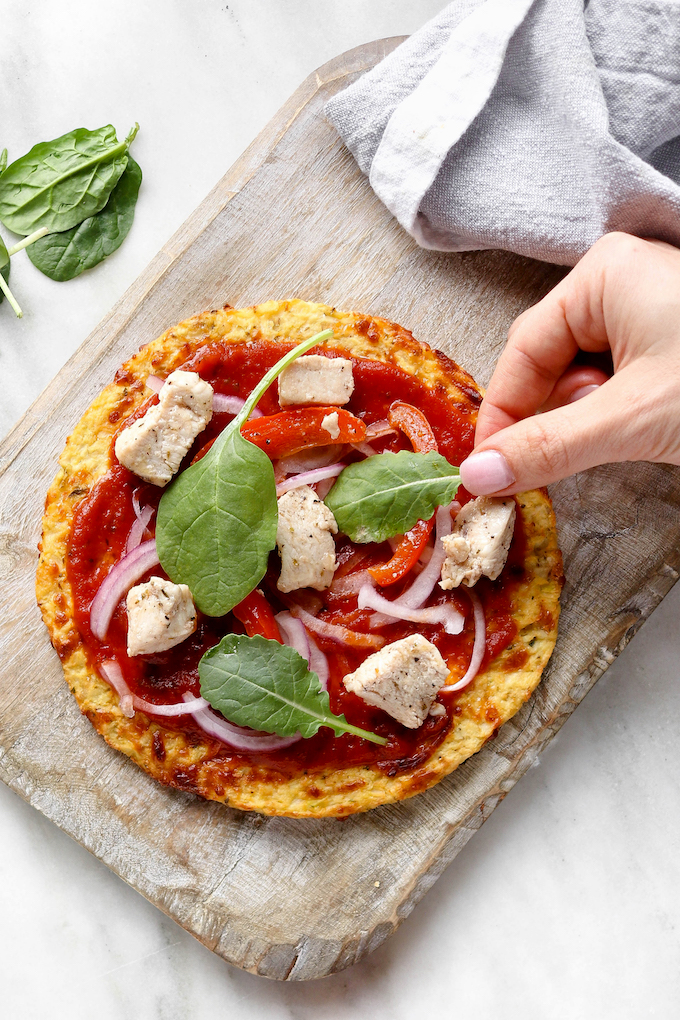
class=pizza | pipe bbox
[36,300,562,818]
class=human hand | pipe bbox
[459,232,680,495]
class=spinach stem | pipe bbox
[338,722,388,745]
[0,271,22,317]
[234,328,334,430]
[124,123,140,146]
[7,226,49,256]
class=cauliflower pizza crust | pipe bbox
[37,300,562,818]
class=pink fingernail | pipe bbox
[460,450,515,495]
[569,383,600,402]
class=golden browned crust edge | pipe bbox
[37,300,562,818]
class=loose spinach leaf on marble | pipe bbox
[156,329,333,616]
[0,123,138,235]
[27,156,142,281]
[0,149,7,174]
[326,450,462,544]
[199,634,387,744]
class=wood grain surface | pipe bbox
[2,38,680,981]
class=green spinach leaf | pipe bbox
[326,450,462,543]
[27,157,142,280]
[156,329,333,616]
[199,634,387,744]
[0,149,7,174]
[0,123,138,235]
[157,426,277,618]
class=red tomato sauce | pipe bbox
[66,341,525,776]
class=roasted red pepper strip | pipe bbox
[369,401,439,586]
[240,406,365,459]
[191,406,366,465]
[387,399,438,453]
[232,589,282,642]
[368,515,436,586]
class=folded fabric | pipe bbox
[325,0,680,266]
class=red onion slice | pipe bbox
[278,445,344,474]
[212,393,263,418]
[131,488,145,519]
[329,569,374,598]
[307,634,329,691]
[99,660,134,718]
[276,464,344,497]
[99,660,211,718]
[90,539,160,641]
[185,695,302,751]
[147,376,262,418]
[289,605,385,650]
[275,612,330,691]
[98,658,299,747]
[125,504,155,554]
[441,590,486,692]
[314,476,337,500]
[275,611,310,660]
[368,501,458,628]
[132,694,211,717]
[358,583,464,635]
[364,420,396,440]
[400,502,456,609]
[354,441,377,458]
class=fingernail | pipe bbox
[460,450,515,495]
[569,383,600,403]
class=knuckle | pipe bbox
[514,344,557,389]
[522,418,573,477]
[589,231,646,269]
[592,231,634,255]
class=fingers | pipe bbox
[538,365,609,412]
[475,296,580,444]
[475,238,618,446]
[466,233,680,492]
[461,364,680,494]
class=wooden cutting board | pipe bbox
[2,38,680,982]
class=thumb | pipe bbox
[459,365,676,494]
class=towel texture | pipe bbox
[325,0,680,265]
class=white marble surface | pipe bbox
[1,2,679,1016]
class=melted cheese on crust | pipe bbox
[36,300,563,818]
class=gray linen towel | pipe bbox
[325,0,680,266]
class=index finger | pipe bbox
[475,251,613,446]
[475,294,579,445]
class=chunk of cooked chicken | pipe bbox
[278,355,354,406]
[440,496,516,589]
[343,634,449,729]
[126,576,197,656]
[276,485,338,592]
[114,370,213,486]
